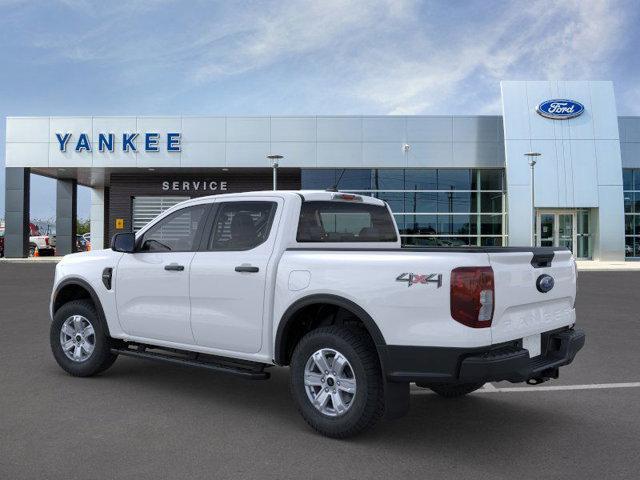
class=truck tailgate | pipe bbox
[488,249,576,345]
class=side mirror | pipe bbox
[111,232,136,253]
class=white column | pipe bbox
[90,188,105,250]
[596,186,625,261]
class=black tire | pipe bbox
[417,382,485,398]
[29,243,36,257]
[289,325,384,438]
[50,299,118,377]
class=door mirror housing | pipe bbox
[111,232,136,253]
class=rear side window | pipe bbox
[208,201,277,251]
[297,201,397,242]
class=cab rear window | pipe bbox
[297,201,397,242]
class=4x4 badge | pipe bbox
[396,273,442,288]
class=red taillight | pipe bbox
[450,266,495,328]
[45,237,50,246]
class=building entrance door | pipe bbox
[536,210,592,259]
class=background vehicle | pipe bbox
[76,235,89,252]
[29,223,55,256]
[0,223,4,257]
[49,191,584,437]
[82,233,91,251]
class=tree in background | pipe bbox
[28,218,91,236]
[31,217,55,235]
[77,219,90,236]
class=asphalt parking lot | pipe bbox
[1,263,639,480]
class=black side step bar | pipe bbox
[111,345,270,380]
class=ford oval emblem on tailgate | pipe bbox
[536,274,555,293]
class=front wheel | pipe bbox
[289,326,384,438]
[50,300,118,377]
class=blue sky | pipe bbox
[1,0,639,220]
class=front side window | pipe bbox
[297,201,397,242]
[208,201,277,251]
[139,205,207,252]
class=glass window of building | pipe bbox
[624,169,640,259]
[301,168,507,247]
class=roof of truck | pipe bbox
[181,190,386,206]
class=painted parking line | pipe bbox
[411,382,640,394]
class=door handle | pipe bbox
[235,265,259,273]
[164,263,185,271]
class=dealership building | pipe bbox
[3,80,640,260]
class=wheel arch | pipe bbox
[274,294,386,366]
[52,277,111,336]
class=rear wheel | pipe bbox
[289,326,384,438]
[417,382,485,398]
[50,300,117,376]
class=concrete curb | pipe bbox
[0,257,62,263]
[576,261,640,271]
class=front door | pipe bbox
[189,198,281,354]
[536,210,586,257]
[115,204,209,344]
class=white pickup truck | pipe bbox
[49,191,584,437]
[29,223,55,256]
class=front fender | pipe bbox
[51,249,125,336]
[51,277,111,335]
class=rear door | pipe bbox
[189,198,281,354]
[488,248,576,347]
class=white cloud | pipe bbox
[189,0,416,83]
[11,0,632,114]
[348,0,628,113]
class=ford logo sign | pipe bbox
[536,274,555,293]
[536,99,584,120]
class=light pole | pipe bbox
[525,152,541,246]
[267,154,282,191]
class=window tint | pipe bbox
[339,170,371,190]
[438,170,471,190]
[406,169,437,190]
[371,169,404,190]
[208,201,277,251]
[301,169,337,189]
[300,168,507,247]
[480,169,503,190]
[297,201,397,242]
[139,205,206,252]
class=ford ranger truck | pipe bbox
[49,191,584,438]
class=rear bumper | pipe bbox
[381,327,585,384]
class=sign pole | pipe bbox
[267,155,283,191]
[525,152,541,247]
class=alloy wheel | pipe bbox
[59,315,96,362]
[304,348,357,417]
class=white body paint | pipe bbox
[51,191,577,365]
